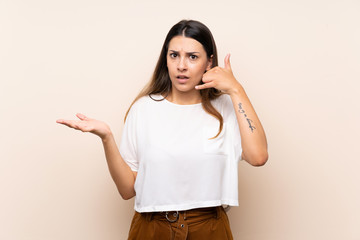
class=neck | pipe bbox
[166,89,202,105]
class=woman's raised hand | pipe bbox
[56,113,111,140]
[195,54,242,95]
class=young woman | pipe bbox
[57,19,268,240]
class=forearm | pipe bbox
[101,133,136,199]
[229,85,268,166]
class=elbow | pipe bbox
[122,195,134,200]
[252,158,267,167]
[119,188,136,200]
[121,192,135,200]
[248,151,269,167]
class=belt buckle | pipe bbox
[165,211,179,222]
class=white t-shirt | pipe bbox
[119,94,242,213]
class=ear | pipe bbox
[206,55,213,71]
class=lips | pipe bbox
[176,75,189,83]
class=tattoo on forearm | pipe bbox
[238,103,256,133]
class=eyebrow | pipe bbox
[169,50,200,54]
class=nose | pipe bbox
[177,57,187,71]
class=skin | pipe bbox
[196,53,268,166]
[56,35,268,200]
[165,35,212,104]
[166,36,268,166]
[57,114,137,199]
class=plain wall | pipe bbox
[1,0,359,239]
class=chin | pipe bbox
[173,84,196,93]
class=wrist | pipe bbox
[228,84,245,96]
[101,130,113,143]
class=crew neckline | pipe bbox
[163,97,202,107]
[150,94,202,107]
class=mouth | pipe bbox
[176,75,189,83]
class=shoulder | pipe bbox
[218,94,232,104]
[131,95,154,109]
[211,94,233,110]
[211,94,235,120]
[128,94,164,114]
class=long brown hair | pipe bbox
[125,20,223,138]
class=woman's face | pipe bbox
[167,36,212,95]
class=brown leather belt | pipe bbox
[141,206,220,222]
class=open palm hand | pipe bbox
[56,113,111,140]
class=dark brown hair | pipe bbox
[125,19,223,138]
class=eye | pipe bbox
[189,55,198,60]
[169,53,177,58]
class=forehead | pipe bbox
[168,36,205,53]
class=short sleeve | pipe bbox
[119,105,139,172]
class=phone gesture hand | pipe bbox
[196,54,241,95]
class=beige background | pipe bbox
[1,0,359,239]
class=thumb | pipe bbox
[224,53,231,70]
[76,113,89,121]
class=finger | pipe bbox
[76,113,88,121]
[56,119,65,124]
[224,53,231,70]
[202,74,212,83]
[202,69,218,82]
[56,119,81,129]
[195,82,215,90]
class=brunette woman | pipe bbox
[57,19,268,240]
